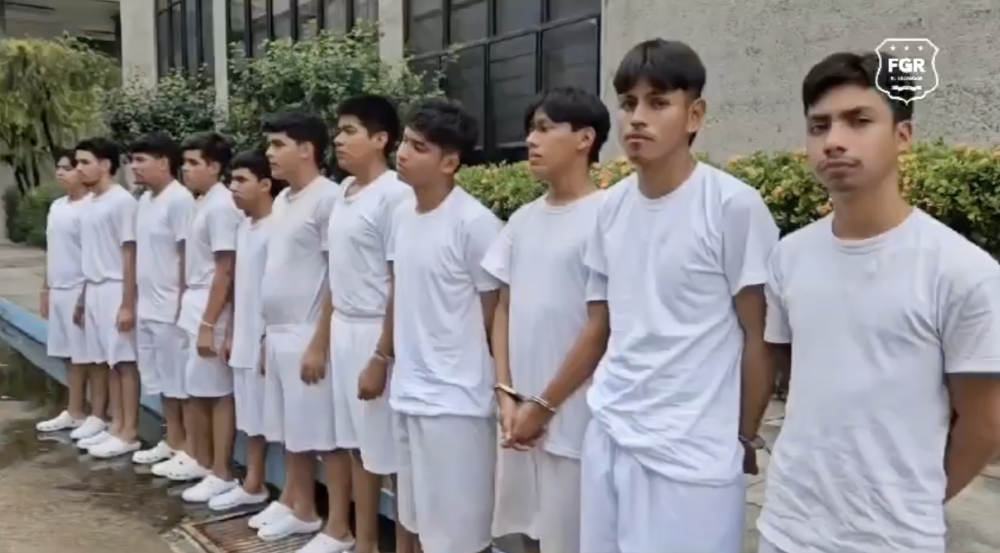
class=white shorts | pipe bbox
[182,328,232,398]
[492,447,581,553]
[82,280,137,367]
[136,319,186,397]
[757,537,786,553]
[580,421,746,553]
[46,287,87,362]
[395,413,496,553]
[330,313,397,475]
[234,366,266,437]
[262,323,336,452]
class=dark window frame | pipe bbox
[156,0,215,77]
[403,0,601,163]
[224,0,369,59]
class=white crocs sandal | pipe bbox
[132,440,175,465]
[208,485,269,511]
[36,411,85,432]
[89,437,142,459]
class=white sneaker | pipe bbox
[182,475,238,503]
[297,532,356,553]
[257,514,322,542]
[151,451,189,477]
[70,416,106,440]
[166,458,210,482]
[208,485,269,511]
[132,440,174,465]
[77,430,112,449]
[89,436,142,459]
[36,411,85,432]
[248,501,293,530]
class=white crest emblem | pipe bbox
[875,38,940,103]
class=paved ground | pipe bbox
[2,238,1000,552]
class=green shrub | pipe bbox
[3,186,23,242]
[11,184,61,249]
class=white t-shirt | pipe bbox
[481,191,605,458]
[178,184,242,335]
[230,215,274,370]
[80,184,138,284]
[46,194,91,290]
[758,210,1000,553]
[327,171,413,319]
[584,163,779,485]
[136,181,195,323]
[389,186,503,418]
[260,177,339,327]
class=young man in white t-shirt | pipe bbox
[483,87,610,553]
[253,111,341,543]
[571,40,779,553]
[388,98,502,553]
[307,94,412,553]
[209,150,285,512]
[72,137,143,459]
[162,133,243,503]
[757,52,1000,553]
[127,132,196,467]
[36,150,94,434]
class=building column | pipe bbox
[118,0,158,86]
[213,0,229,111]
[378,0,404,62]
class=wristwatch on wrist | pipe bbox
[739,434,768,451]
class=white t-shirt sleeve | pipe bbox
[721,189,779,296]
[480,220,514,285]
[764,246,791,345]
[208,203,241,253]
[116,194,138,245]
[464,213,503,292]
[942,275,1000,375]
[167,194,194,243]
[317,191,338,252]
[379,186,412,258]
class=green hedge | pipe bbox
[7,141,1000,253]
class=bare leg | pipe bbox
[210,396,236,480]
[88,364,110,421]
[278,450,296,508]
[65,361,88,419]
[351,451,381,553]
[188,397,213,468]
[321,450,353,541]
[394,475,418,553]
[162,397,186,451]
[117,362,141,442]
[182,399,199,459]
[244,436,268,494]
[288,452,320,522]
[107,368,124,436]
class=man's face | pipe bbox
[266,132,310,180]
[55,156,81,192]
[616,80,704,166]
[805,85,912,194]
[182,150,218,193]
[231,167,270,212]
[334,115,386,173]
[526,109,594,182]
[74,150,104,188]
[396,127,457,190]
[130,152,169,187]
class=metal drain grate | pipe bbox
[180,512,314,553]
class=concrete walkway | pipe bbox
[1,238,1000,551]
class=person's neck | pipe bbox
[830,172,913,240]
[147,178,173,196]
[91,178,116,196]
[414,180,455,213]
[287,166,321,192]
[350,159,389,187]
[249,200,273,222]
[635,151,698,199]
[546,163,597,205]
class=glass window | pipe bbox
[488,36,536,146]
[171,1,184,69]
[446,47,486,144]
[156,9,170,77]
[495,0,539,35]
[298,0,319,39]
[410,57,441,91]
[186,0,200,71]
[541,18,598,91]
[201,0,214,73]
[324,0,349,33]
[273,0,293,39]
[229,0,246,48]
[449,0,486,44]
[250,0,267,55]
[548,0,601,21]
[353,0,377,22]
[407,0,443,54]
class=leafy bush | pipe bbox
[9,183,61,249]
[3,186,23,242]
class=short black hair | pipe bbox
[75,137,121,174]
[524,87,611,163]
[231,149,286,198]
[261,110,330,167]
[129,131,182,176]
[180,131,235,174]
[614,39,707,145]
[802,51,914,123]
[336,94,401,156]
[53,148,75,167]
[405,97,479,165]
